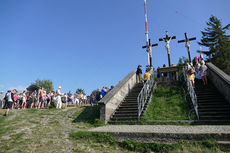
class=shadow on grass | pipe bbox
[72,105,102,126]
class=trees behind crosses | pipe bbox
[27,79,54,93]
[198,15,230,74]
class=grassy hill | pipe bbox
[142,83,195,121]
[0,104,227,152]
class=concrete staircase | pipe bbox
[109,83,148,123]
[195,80,230,121]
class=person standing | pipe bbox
[162,64,168,82]
[56,86,62,109]
[136,65,143,83]
[3,90,15,116]
[187,63,196,87]
[200,61,208,85]
[0,91,4,109]
[21,91,27,109]
[144,68,151,83]
[38,87,44,109]
[31,90,37,109]
[95,88,102,104]
[67,91,73,105]
[90,93,94,106]
[101,87,107,97]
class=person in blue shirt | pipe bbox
[90,93,95,106]
[67,91,73,105]
[101,87,107,97]
[109,86,114,92]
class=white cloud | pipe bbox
[9,85,28,91]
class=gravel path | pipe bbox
[89,125,230,134]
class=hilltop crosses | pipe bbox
[159,31,176,66]
[141,30,198,67]
[178,33,196,63]
[142,39,158,67]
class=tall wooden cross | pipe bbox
[178,33,196,63]
[142,39,158,67]
[159,31,176,66]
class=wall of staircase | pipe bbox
[109,83,146,123]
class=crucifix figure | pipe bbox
[178,33,196,63]
[142,39,158,68]
[159,31,176,66]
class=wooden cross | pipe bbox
[159,31,176,66]
[178,33,196,63]
[142,39,158,68]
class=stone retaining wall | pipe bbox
[99,71,137,123]
[207,62,230,104]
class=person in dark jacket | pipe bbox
[96,88,102,103]
[136,65,143,83]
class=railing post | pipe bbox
[182,67,199,120]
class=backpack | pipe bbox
[4,94,8,102]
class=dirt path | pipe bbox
[0,107,82,153]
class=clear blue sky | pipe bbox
[0,0,229,94]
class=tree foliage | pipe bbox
[76,88,86,95]
[177,56,189,67]
[27,79,54,93]
[198,15,230,74]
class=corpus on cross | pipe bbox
[142,39,158,68]
[178,33,196,63]
[159,31,176,66]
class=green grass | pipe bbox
[70,131,227,153]
[142,83,195,121]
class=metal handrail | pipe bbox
[182,67,199,120]
[137,70,155,121]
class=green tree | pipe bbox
[198,15,230,74]
[177,56,189,67]
[27,79,54,93]
[76,88,86,95]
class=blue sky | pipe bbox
[0,0,229,94]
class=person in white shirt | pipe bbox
[56,86,62,109]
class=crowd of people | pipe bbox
[0,86,90,116]
[185,60,208,87]
[0,85,115,116]
[93,86,114,103]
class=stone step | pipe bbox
[196,92,222,95]
[198,108,230,112]
[118,107,138,111]
[198,103,230,107]
[197,97,226,101]
[197,101,227,105]
[114,110,138,114]
[89,125,230,142]
[120,105,138,108]
[120,103,138,106]
[113,113,138,118]
[119,105,138,108]
[199,111,230,116]
[199,115,230,120]
[110,117,138,121]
